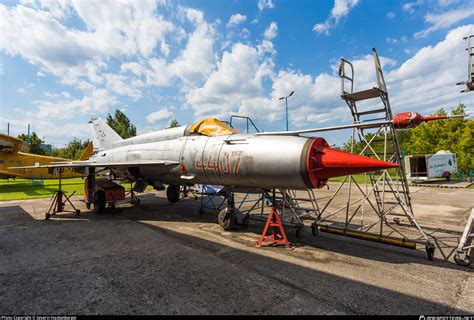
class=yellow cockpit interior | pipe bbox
[189,118,240,137]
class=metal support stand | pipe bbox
[255,205,292,250]
[46,169,80,219]
[125,182,140,205]
[454,208,473,266]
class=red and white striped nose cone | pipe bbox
[306,138,399,188]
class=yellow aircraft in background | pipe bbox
[0,133,93,179]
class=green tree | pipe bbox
[52,139,91,160]
[339,104,473,174]
[106,110,137,139]
[17,132,46,155]
[167,119,180,128]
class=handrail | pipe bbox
[229,115,260,133]
[339,58,354,95]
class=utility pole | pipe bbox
[278,90,294,131]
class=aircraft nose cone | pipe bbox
[306,138,399,188]
[319,148,399,177]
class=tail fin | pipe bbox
[78,141,94,160]
[89,118,123,150]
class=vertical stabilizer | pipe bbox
[78,141,94,160]
[89,118,123,150]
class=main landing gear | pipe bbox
[166,184,198,203]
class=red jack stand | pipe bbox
[255,206,292,250]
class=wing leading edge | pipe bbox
[9,159,180,170]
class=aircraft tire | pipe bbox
[166,185,180,203]
[218,207,235,230]
[454,251,471,266]
[94,191,106,214]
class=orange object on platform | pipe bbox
[255,207,292,250]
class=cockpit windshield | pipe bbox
[188,118,240,136]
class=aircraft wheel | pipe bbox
[311,225,319,237]
[94,191,106,214]
[296,226,303,238]
[426,244,435,261]
[75,209,81,215]
[242,215,250,226]
[166,185,180,203]
[454,251,471,266]
[218,207,235,230]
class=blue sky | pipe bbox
[0,0,473,147]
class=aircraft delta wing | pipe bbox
[9,159,179,169]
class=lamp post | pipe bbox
[279,90,294,131]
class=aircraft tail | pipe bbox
[78,141,94,160]
[89,118,123,150]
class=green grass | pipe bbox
[329,174,371,184]
[1,173,471,201]
[0,178,86,201]
[0,178,155,201]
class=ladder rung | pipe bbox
[357,108,387,116]
[341,87,383,101]
[364,117,387,122]
[371,138,393,142]
[374,190,408,193]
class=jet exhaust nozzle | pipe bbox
[305,138,399,188]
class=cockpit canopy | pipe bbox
[188,118,240,137]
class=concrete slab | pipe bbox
[0,186,472,315]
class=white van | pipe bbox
[405,150,458,181]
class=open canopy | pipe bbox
[189,118,239,137]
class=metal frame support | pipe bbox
[314,48,434,259]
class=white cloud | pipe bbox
[104,73,142,101]
[313,22,331,35]
[227,13,247,28]
[146,108,174,123]
[37,89,117,120]
[388,24,474,114]
[313,0,359,35]
[20,0,72,19]
[0,1,176,87]
[169,9,216,86]
[387,37,398,44]
[264,22,278,40]
[258,0,274,11]
[185,43,273,118]
[437,0,459,6]
[414,7,474,38]
[402,0,424,13]
[387,12,396,19]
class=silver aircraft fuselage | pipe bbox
[94,125,314,190]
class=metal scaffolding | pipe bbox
[456,34,474,93]
[311,48,436,259]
